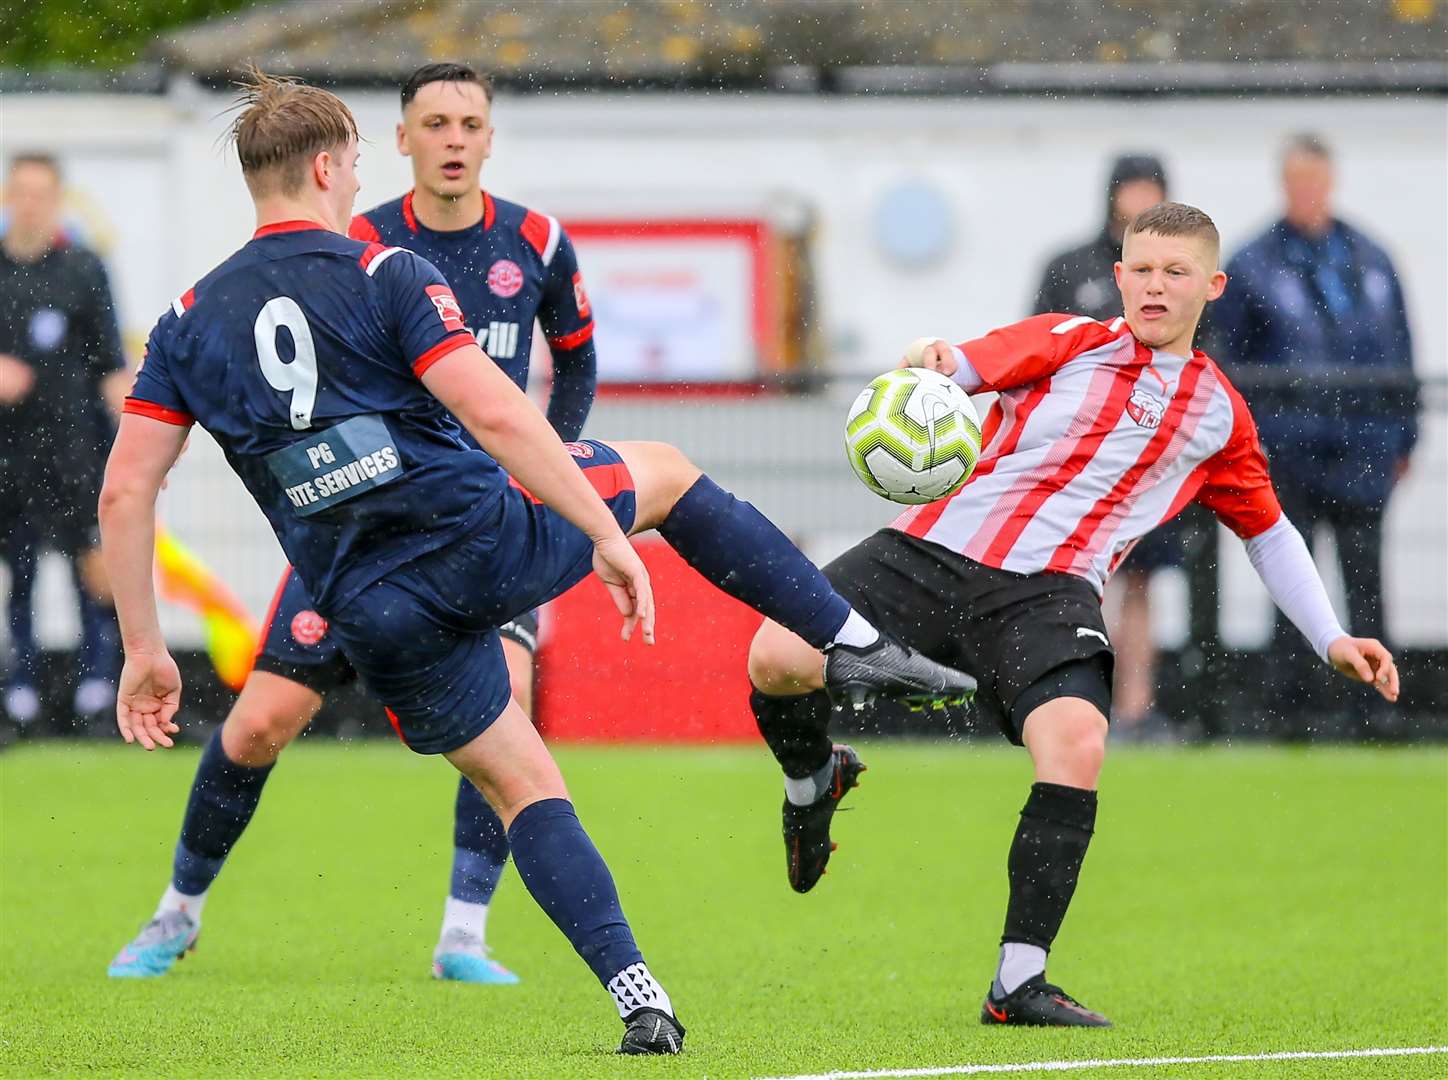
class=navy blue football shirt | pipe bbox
[349,190,596,440]
[127,220,507,614]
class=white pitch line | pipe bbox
[756,1045,1448,1080]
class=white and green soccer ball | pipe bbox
[844,367,982,504]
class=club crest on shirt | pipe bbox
[487,259,524,298]
[291,610,329,646]
[1126,388,1165,429]
[564,441,594,458]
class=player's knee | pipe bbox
[615,440,703,527]
[748,622,822,695]
[1024,700,1108,787]
[1054,712,1106,775]
[222,703,304,767]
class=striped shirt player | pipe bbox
[893,312,1279,597]
[255,190,597,691]
[745,203,1399,1032]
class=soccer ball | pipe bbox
[844,367,982,504]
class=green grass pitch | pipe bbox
[2,740,1444,1078]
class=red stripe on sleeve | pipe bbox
[358,241,387,271]
[411,332,475,377]
[349,214,382,242]
[520,210,550,255]
[547,322,594,351]
[123,398,193,426]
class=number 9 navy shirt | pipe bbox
[126,220,505,615]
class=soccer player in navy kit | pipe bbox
[108,64,598,988]
[98,72,973,1052]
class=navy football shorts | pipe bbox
[254,574,542,693]
[324,440,636,754]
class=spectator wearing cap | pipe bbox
[1210,134,1418,739]
[0,153,129,733]
[1031,153,1181,742]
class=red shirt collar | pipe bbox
[252,219,330,239]
[400,191,494,234]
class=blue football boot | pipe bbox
[431,927,520,985]
[107,911,199,978]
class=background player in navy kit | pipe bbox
[107,64,596,986]
[99,72,972,1052]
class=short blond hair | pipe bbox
[229,68,359,197]
[1124,201,1220,263]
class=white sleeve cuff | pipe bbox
[1244,516,1347,662]
[948,345,984,392]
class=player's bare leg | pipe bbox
[434,634,534,986]
[445,701,683,1053]
[221,671,322,766]
[109,671,321,977]
[607,440,976,708]
[982,697,1111,1028]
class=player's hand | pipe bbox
[0,353,36,405]
[898,337,958,376]
[1326,635,1399,703]
[592,534,655,645]
[116,650,183,750]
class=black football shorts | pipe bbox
[821,529,1114,743]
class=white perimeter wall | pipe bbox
[2,89,1445,647]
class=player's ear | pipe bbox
[396,122,410,157]
[1112,261,1124,290]
[1205,269,1228,302]
[312,149,333,191]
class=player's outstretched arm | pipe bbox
[421,344,654,643]
[1242,516,1401,704]
[98,412,190,749]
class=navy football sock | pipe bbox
[172,728,274,895]
[451,775,510,904]
[659,476,851,650]
[506,798,643,986]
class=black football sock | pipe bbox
[995,782,1097,995]
[751,688,834,781]
[172,728,275,896]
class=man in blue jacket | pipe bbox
[1210,133,1418,737]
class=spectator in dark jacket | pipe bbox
[1,153,128,732]
[1210,133,1418,737]
[1032,154,1181,742]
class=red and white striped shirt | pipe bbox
[892,313,1282,595]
